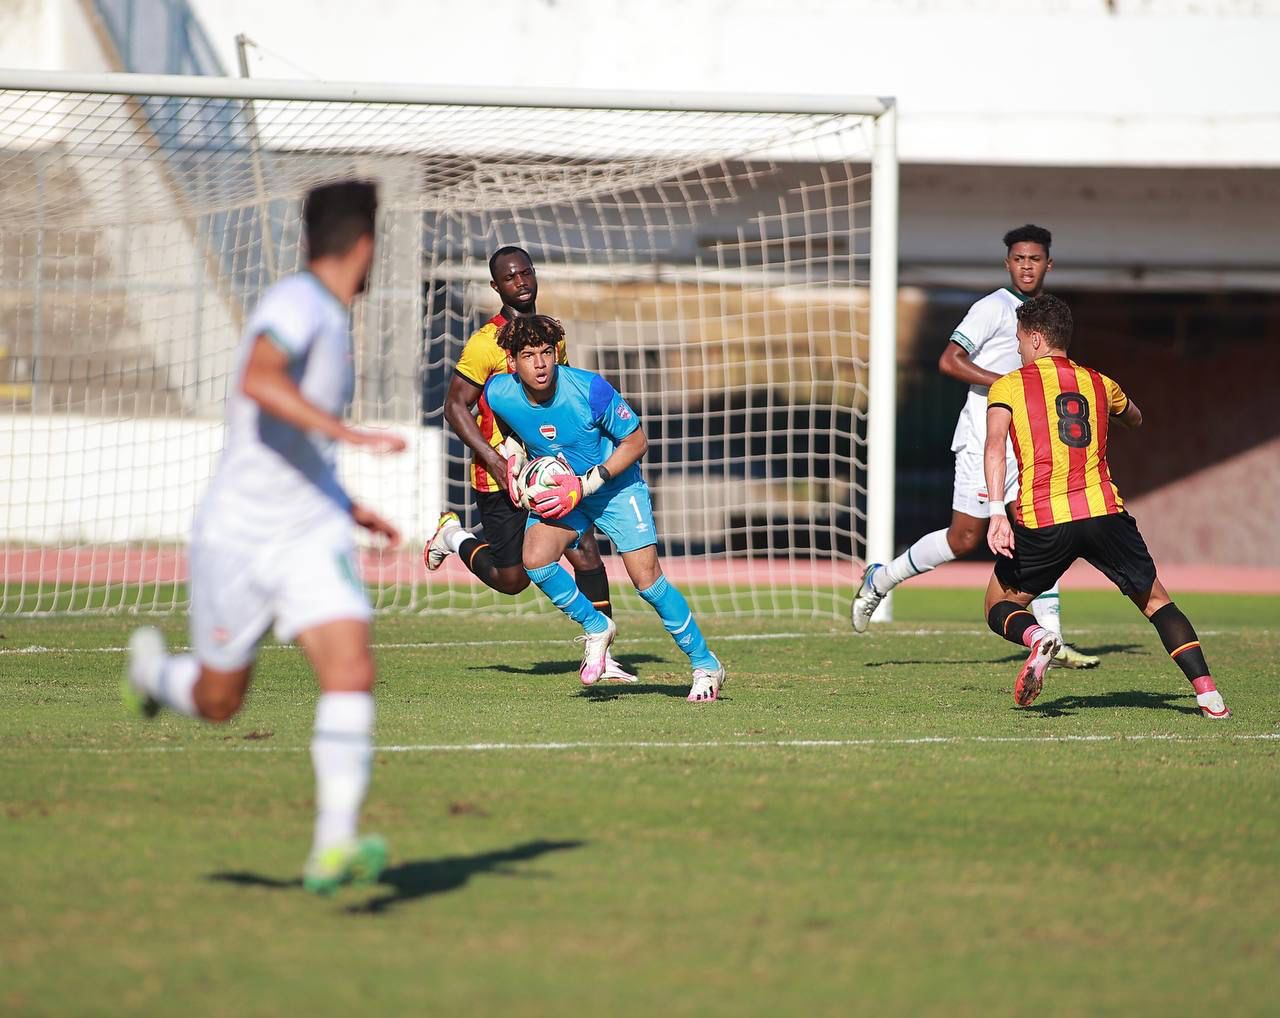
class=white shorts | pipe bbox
[188,523,371,671]
[951,444,1019,519]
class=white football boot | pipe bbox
[424,511,462,572]
[687,661,726,703]
[850,563,887,634]
[576,618,618,686]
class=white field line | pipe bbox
[0,628,1227,656]
[39,733,1280,755]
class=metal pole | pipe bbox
[0,69,890,117]
[235,35,277,284]
[865,101,899,622]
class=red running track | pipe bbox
[4,547,1278,594]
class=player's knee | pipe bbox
[317,654,376,693]
[947,525,982,555]
[198,684,246,723]
[500,575,531,594]
[495,569,531,594]
[574,540,603,570]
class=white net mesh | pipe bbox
[0,81,881,617]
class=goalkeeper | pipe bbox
[427,246,634,683]
[483,315,726,703]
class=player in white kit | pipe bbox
[121,181,408,894]
[852,225,1098,669]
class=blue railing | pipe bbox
[93,0,226,76]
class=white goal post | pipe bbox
[0,70,897,618]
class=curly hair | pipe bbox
[1015,293,1073,351]
[1002,224,1052,254]
[496,314,564,356]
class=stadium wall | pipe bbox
[1,416,443,545]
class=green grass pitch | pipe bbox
[2,589,1278,1016]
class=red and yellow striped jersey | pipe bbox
[453,313,569,492]
[987,356,1129,528]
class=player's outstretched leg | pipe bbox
[852,529,955,632]
[636,574,725,703]
[424,510,464,571]
[304,691,385,895]
[526,562,618,685]
[570,560,637,682]
[1031,585,1100,670]
[122,626,202,719]
[1146,600,1231,719]
[987,601,1061,707]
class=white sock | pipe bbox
[445,526,475,555]
[877,529,955,592]
[1031,584,1063,638]
[138,651,201,718]
[311,692,374,856]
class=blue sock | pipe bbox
[527,563,611,635]
[637,575,718,670]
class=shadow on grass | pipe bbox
[474,653,666,677]
[865,655,1025,668]
[576,681,699,702]
[208,838,586,915]
[864,641,1146,669]
[1077,643,1145,656]
[1027,689,1199,718]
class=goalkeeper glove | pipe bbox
[580,464,611,496]
[496,436,527,507]
[529,464,611,520]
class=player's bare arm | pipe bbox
[241,336,406,454]
[443,371,508,484]
[984,405,1015,557]
[938,342,1004,387]
[352,502,400,547]
[598,428,648,481]
[1113,399,1143,429]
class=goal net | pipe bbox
[0,73,897,618]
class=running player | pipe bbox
[852,224,1098,669]
[983,293,1230,718]
[484,315,726,703]
[121,181,406,893]
[426,246,634,681]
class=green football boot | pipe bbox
[302,835,388,896]
[121,627,164,719]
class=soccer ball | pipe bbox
[517,455,574,510]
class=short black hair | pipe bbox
[304,180,378,259]
[1002,224,1052,254]
[1016,293,1073,351]
[489,245,532,280]
[497,314,564,356]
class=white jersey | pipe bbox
[947,287,1027,453]
[194,272,355,546]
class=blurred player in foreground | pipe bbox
[483,315,726,702]
[427,246,634,681]
[122,181,408,893]
[983,294,1230,718]
[853,224,1097,669]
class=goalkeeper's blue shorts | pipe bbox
[526,477,657,553]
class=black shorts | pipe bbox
[473,488,528,569]
[994,510,1157,598]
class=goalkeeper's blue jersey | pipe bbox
[482,365,644,489]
